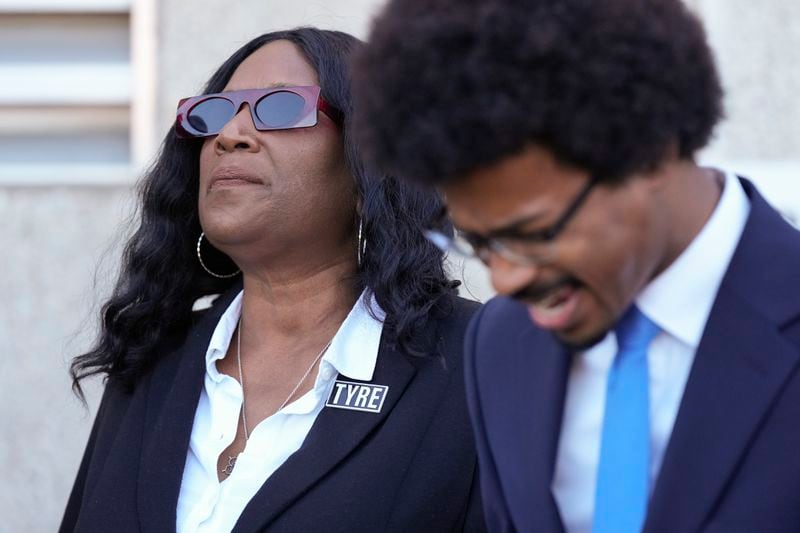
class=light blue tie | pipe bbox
[593,306,660,533]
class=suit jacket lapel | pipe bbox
[645,180,800,533]
[138,287,241,533]
[233,331,416,533]
[520,326,570,533]
[645,287,799,533]
[480,302,569,533]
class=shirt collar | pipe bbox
[636,170,750,348]
[203,289,385,383]
[204,290,243,382]
[321,291,386,382]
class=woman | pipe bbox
[60,28,484,533]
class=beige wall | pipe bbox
[3,1,798,531]
[695,0,800,223]
[2,186,131,532]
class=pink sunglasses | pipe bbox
[175,85,343,139]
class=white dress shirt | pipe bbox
[552,171,751,533]
[176,290,385,533]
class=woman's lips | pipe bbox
[209,166,263,189]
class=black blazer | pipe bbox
[61,291,486,532]
[465,178,800,532]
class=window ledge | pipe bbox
[0,163,136,186]
[0,0,130,13]
[0,63,130,105]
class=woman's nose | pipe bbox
[214,105,259,153]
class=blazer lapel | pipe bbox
[645,181,800,533]
[645,287,799,533]
[482,304,569,533]
[233,332,416,533]
[138,288,241,533]
[519,326,570,533]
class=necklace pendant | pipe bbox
[222,455,237,476]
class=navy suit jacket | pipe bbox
[464,179,800,533]
[61,293,486,533]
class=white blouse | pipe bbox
[176,290,385,533]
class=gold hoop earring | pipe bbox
[357,217,367,268]
[196,232,240,278]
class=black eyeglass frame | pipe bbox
[425,176,599,266]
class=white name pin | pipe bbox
[326,380,389,413]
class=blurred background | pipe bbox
[1,0,798,530]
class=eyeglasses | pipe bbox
[175,85,344,139]
[425,177,598,266]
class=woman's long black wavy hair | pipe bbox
[71,28,457,397]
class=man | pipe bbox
[352,0,800,531]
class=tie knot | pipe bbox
[614,305,659,351]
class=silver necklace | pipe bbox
[221,317,333,477]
